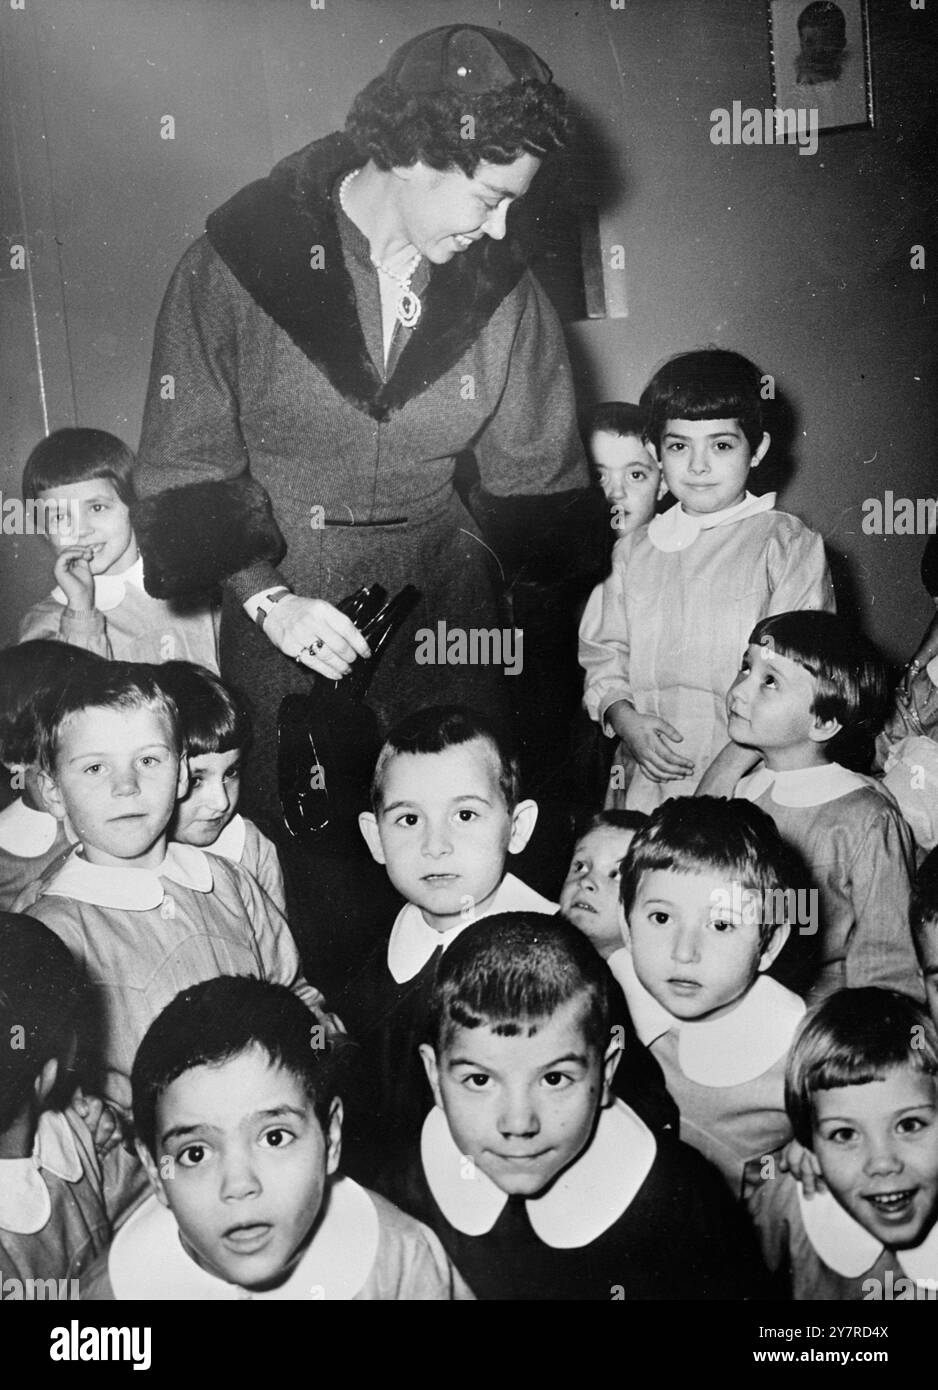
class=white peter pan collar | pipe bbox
[198,813,246,863]
[51,555,144,613]
[43,841,213,910]
[798,1185,938,1287]
[386,873,558,984]
[736,761,867,808]
[0,1111,84,1235]
[421,1098,656,1249]
[647,491,776,553]
[607,948,804,1087]
[107,1176,379,1300]
[0,798,60,857]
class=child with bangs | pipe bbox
[0,641,104,910]
[612,796,807,1197]
[727,610,921,1001]
[26,660,336,1116]
[749,988,938,1300]
[375,911,765,1299]
[155,661,285,913]
[579,348,834,813]
[18,428,219,669]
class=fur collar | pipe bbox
[206,132,527,421]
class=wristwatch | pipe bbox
[254,587,292,631]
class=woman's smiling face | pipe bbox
[396,152,541,263]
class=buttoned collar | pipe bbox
[0,1110,85,1235]
[386,873,558,984]
[798,1184,938,1288]
[107,1176,379,1300]
[736,761,867,808]
[607,948,804,1087]
[51,556,144,613]
[199,813,246,863]
[647,491,777,553]
[0,797,61,857]
[421,1098,656,1249]
[42,841,213,910]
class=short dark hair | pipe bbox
[911,846,938,940]
[346,76,570,177]
[371,704,520,811]
[425,912,613,1056]
[0,912,83,1132]
[575,808,649,840]
[22,428,136,507]
[587,402,646,442]
[132,976,342,1159]
[786,988,938,1148]
[640,348,767,453]
[154,662,252,758]
[0,641,105,768]
[798,2,847,40]
[619,797,803,952]
[748,612,889,739]
[37,661,181,774]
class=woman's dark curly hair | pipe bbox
[346,77,571,175]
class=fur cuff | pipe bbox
[132,477,286,598]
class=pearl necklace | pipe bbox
[338,169,422,330]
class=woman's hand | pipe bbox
[607,700,695,783]
[53,547,96,613]
[262,595,371,679]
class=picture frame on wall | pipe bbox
[768,0,874,132]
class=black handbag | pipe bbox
[277,583,419,843]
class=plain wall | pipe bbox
[1,0,935,656]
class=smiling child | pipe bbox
[376,912,765,1299]
[750,988,938,1299]
[18,428,218,668]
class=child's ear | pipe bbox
[617,900,632,948]
[324,1095,343,1177]
[175,755,189,800]
[135,1138,171,1209]
[809,714,842,745]
[757,920,791,974]
[358,811,386,865]
[36,769,68,822]
[507,798,538,855]
[750,432,771,468]
[33,1056,59,1107]
[600,1029,623,1107]
[418,1044,444,1110]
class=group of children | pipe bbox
[2,344,938,1300]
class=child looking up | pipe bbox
[376,912,765,1299]
[82,976,471,1300]
[750,988,938,1299]
[0,912,139,1283]
[579,349,834,812]
[155,661,285,913]
[559,809,678,1132]
[560,809,648,960]
[0,641,103,910]
[728,611,921,1002]
[613,796,807,1196]
[339,705,554,1183]
[18,428,219,669]
[27,661,336,1113]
